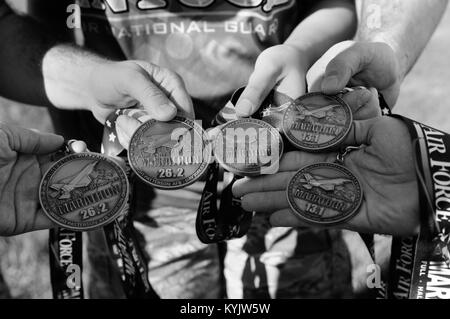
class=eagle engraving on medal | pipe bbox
[40,153,129,231]
[282,93,352,151]
[128,116,211,189]
[287,163,362,225]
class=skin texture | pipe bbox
[0,0,193,128]
[0,123,87,236]
[234,0,356,117]
[317,0,448,107]
[233,117,419,236]
[232,116,420,237]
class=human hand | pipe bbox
[234,44,310,117]
[316,41,402,107]
[87,60,194,123]
[0,124,87,236]
[233,116,419,237]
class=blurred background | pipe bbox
[1,1,450,298]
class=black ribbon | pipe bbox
[49,228,84,299]
[102,110,159,299]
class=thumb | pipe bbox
[322,44,368,94]
[343,118,378,147]
[122,65,177,121]
[1,124,64,155]
[235,63,281,117]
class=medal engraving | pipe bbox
[213,118,283,176]
[40,153,129,231]
[128,116,211,189]
[287,163,362,225]
[282,93,352,151]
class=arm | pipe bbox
[0,0,193,123]
[357,0,448,80]
[319,0,448,106]
[235,0,357,116]
[285,0,356,71]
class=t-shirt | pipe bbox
[28,0,352,298]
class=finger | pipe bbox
[232,172,296,198]
[275,70,306,101]
[68,140,88,153]
[235,64,281,117]
[340,88,371,115]
[269,209,311,228]
[278,151,336,172]
[116,115,142,150]
[241,191,288,213]
[0,124,64,155]
[269,208,365,232]
[34,209,57,231]
[133,61,195,118]
[120,63,177,121]
[343,118,379,146]
[352,88,381,120]
[322,44,369,94]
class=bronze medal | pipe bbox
[213,118,283,177]
[128,116,211,189]
[287,162,362,226]
[40,153,129,231]
[282,93,352,152]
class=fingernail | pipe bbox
[116,115,126,130]
[236,99,253,117]
[154,103,177,121]
[322,76,339,91]
[357,90,373,106]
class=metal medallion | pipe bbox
[282,92,352,151]
[213,118,283,177]
[128,116,211,189]
[287,162,363,226]
[40,153,129,231]
[259,91,294,131]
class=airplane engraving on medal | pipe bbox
[295,104,340,120]
[138,128,192,156]
[300,173,352,192]
[50,162,98,200]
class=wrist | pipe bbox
[363,35,407,82]
[42,45,108,112]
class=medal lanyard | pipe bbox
[196,96,254,244]
[387,114,450,299]
[102,109,159,299]
[48,143,84,299]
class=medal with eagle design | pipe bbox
[40,153,129,231]
[128,116,211,189]
[282,92,352,152]
[287,162,362,226]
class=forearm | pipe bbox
[357,0,448,79]
[0,1,108,110]
[285,0,357,68]
[42,45,108,111]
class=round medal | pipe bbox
[40,153,129,231]
[213,118,283,177]
[287,163,363,226]
[282,93,352,151]
[128,116,211,190]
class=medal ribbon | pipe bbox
[102,109,158,299]
[196,88,259,244]
[49,228,84,299]
[48,143,84,299]
[387,115,450,299]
